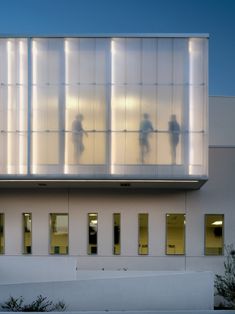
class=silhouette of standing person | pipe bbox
[139,113,154,163]
[168,114,180,164]
[72,114,88,162]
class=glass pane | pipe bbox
[157,39,173,84]
[205,214,224,255]
[113,213,120,255]
[189,38,207,85]
[111,38,126,84]
[50,213,68,255]
[32,132,60,172]
[168,113,182,165]
[23,213,32,254]
[166,214,185,255]
[142,39,157,84]
[88,213,98,255]
[157,132,171,165]
[126,39,141,84]
[0,39,28,175]
[111,132,125,167]
[111,85,126,131]
[138,213,148,255]
[32,38,64,85]
[64,84,107,168]
[0,213,4,254]
[138,114,155,164]
[79,39,95,84]
[157,86,172,130]
[173,38,189,84]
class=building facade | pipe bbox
[0,35,234,282]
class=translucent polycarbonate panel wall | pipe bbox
[0,39,28,175]
[31,38,108,175]
[31,39,64,174]
[111,37,208,177]
[64,39,108,175]
[0,36,208,180]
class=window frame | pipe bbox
[22,212,32,255]
[49,213,69,255]
[138,213,149,255]
[88,213,98,255]
[165,213,185,255]
[204,214,224,256]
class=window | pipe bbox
[0,213,4,254]
[166,214,185,255]
[205,214,224,255]
[88,213,98,255]
[23,213,32,254]
[138,213,148,255]
[49,213,68,255]
[113,213,121,255]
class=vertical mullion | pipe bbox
[27,38,32,175]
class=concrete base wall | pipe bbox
[0,256,77,284]
[0,271,214,311]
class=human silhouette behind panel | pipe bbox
[168,114,180,164]
[139,113,154,163]
[72,114,88,163]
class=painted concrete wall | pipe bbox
[0,271,214,311]
[0,256,76,284]
[209,96,235,147]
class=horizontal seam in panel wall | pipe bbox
[209,95,235,99]
[209,145,235,149]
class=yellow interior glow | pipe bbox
[212,221,223,226]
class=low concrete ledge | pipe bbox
[0,271,214,311]
[1,312,235,314]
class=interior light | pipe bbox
[19,39,25,174]
[64,39,69,174]
[212,221,223,226]
[90,219,97,225]
[7,40,13,174]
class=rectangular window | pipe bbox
[205,214,224,255]
[113,213,121,255]
[166,214,185,255]
[138,213,148,255]
[0,213,4,254]
[88,213,98,255]
[50,213,68,255]
[23,213,32,254]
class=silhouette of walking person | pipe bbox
[139,113,154,163]
[72,114,88,162]
[168,114,180,164]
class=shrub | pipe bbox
[1,295,66,312]
[215,244,235,309]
